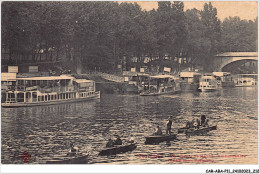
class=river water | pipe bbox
[1,87,258,164]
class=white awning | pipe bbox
[15,75,75,81]
[74,79,93,83]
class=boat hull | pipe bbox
[1,92,100,108]
[145,134,177,144]
[123,84,139,94]
[99,143,137,156]
[178,125,217,135]
[198,88,217,92]
[46,155,89,164]
[235,85,258,87]
[222,81,235,87]
[180,82,199,91]
[140,90,180,96]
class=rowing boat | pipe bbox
[178,125,217,134]
[46,153,89,164]
[99,143,137,156]
[145,134,177,144]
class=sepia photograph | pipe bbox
[1,0,259,173]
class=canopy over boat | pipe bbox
[150,75,176,79]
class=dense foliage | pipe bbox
[1,1,258,72]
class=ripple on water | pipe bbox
[1,88,258,164]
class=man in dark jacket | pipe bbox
[114,135,122,145]
[166,116,173,134]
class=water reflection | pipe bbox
[1,87,258,164]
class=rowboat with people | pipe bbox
[46,143,89,164]
[185,125,217,135]
[46,153,89,164]
[178,125,217,134]
[145,134,177,144]
[98,143,137,156]
[178,115,217,135]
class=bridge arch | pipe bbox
[213,52,258,72]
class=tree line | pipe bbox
[2,1,258,72]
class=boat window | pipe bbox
[17,93,24,102]
[32,80,37,86]
[32,92,37,102]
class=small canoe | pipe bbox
[145,134,177,144]
[99,143,137,156]
[46,153,89,164]
[178,125,217,134]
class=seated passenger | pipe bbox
[192,118,200,129]
[106,138,115,148]
[185,121,192,129]
[200,115,206,126]
[202,119,209,127]
[70,143,77,153]
[114,135,122,145]
[200,115,209,127]
[154,126,162,135]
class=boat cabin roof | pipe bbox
[1,73,17,81]
[180,72,201,78]
[14,75,75,81]
[150,75,175,79]
[201,75,216,79]
[74,79,93,83]
[212,72,230,77]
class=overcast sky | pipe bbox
[130,1,258,21]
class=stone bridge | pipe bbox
[212,52,258,71]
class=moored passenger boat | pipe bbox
[234,74,258,87]
[212,72,235,87]
[123,72,150,94]
[140,75,180,96]
[198,74,219,92]
[1,75,100,107]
